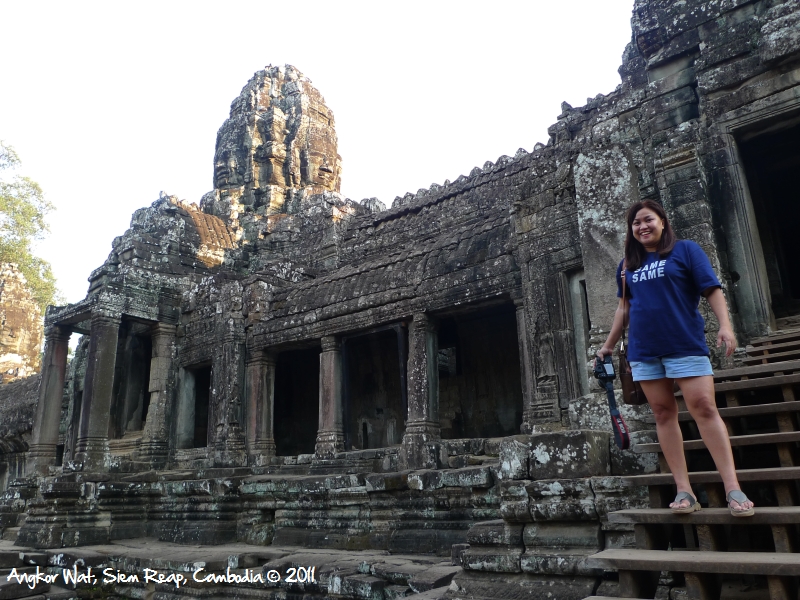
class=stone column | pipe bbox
[74,312,121,472]
[246,349,276,465]
[211,338,247,467]
[315,336,344,458]
[515,300,537,434]
[27,326,71,474]
[400,313,443,470]
[138,323,176,468]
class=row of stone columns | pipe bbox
[242,313,442,468]
[28,312,178,475]
[31,307,537,473]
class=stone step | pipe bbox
[587,548,800,576]
[633,430,800,454]
[643,400,800,424]
[608,506,800,525]
[1,529,19,543]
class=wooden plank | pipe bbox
[587,549,800,576]
[609,506,800,525]
[713,360,800,380]
[744,349,800,364]
[710,374,800,393]
[747,339,800,355]
[751,330,800,346]
[643,401,800,424]
[621,466,800,487]
[633,430,800,454]
[676,373,800,397]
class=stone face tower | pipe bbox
[202,64,342,229]
[0,264,42,382]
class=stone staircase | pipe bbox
[585,331,800,600]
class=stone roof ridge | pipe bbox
[380,146,540,218]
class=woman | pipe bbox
[597,200,754,516]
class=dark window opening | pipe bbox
[344,329,405,450]
[274,348,320,456]
[438,303,523,439]
[739,118,800,320]
[55,444,64,467]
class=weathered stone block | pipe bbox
[528,430,610,480]
[450,571,598,600]
[497,436,531,480]
[527,479,598,521]
[461,547,523,573]
[467,520,524,546]
[408,565,460,593]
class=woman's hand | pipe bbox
[597,345,614,359]
[717,325,736,357]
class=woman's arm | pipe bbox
[704,287,736,357]
[597,297,628,359]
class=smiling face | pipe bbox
[631,207,665,251]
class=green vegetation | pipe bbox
[0,141,59,312]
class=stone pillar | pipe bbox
[211,338,247,467]
[400,313,443,470]
[246,349,276,465]
[138,323,176,468]
[27,326,71,474]
[515,300,537,434]
[74,312,121,472]
[315,336,344,458]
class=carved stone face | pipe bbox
[213,150,243,189]
[210,65,341,218]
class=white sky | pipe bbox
[1,0,634,304]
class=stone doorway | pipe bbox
[438,303,523,439]
[110,328,152,439]
[175,364,211,449]
[273,348,320,456]
[343,328,406,450]
[738,116,800,325]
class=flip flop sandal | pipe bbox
[671,491,701,514]
[727,490,755,517]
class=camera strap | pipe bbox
[601,377,630,450]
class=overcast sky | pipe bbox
[1,0,635,304]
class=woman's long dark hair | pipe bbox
[624,200,677,271]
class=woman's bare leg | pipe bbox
[676,375,754,512]
[639,378,695,508]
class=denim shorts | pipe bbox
[629,355,713,381]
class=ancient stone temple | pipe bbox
[3,3,800,599]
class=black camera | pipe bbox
[594,355,616,381]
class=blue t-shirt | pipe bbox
[616,239,721,361]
